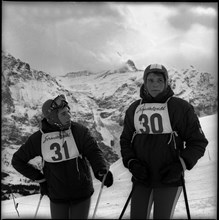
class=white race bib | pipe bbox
[41,129,80,163]
[134,100,172,134]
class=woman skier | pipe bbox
[12,94,113,219]
[120,64,208,219]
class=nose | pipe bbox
[152,81,159,87]
[67,112,71,119]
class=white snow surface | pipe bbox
[1,114,217,219]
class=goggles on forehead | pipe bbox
[50,94,68,111]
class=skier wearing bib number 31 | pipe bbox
[120,64,208,219]
[12,94,113,219]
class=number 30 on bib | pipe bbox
[134,103,173,134]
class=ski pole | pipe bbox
[92,173,107,219]
[118,184,135,220]
[9,185,20,217]
[34,194,44,219]
[181,175,191,220]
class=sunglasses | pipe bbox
[50,94,68,111]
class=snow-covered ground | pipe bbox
[1,114,217,219]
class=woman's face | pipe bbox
[145,72,166,97]
[57,106,71,127]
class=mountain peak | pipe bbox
[125,59,138,71]
[110,59,138,74]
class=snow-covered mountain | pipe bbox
[63,59,138,78]
[1,51,217,200]
[168,66,217,115]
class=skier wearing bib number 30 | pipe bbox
[12,94,113,219]
[120,64,208,219]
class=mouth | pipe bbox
[63,120,71,125]
[150,90,161,97]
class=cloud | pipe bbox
[2,2,130,73]
[2,2,125,24]
[2,2,217,76]
[166,3,217,31]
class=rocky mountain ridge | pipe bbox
[63,59,138,78]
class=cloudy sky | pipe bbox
[2,2,218,76]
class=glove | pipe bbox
[95,169,113,187]
[128,159,149,181]
[160,161,183,184]
[39,181,48,196]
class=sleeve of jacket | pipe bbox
[11,132,45,182]
[178,104,208,170]
[120,104,137,168]
[81,127,109,175]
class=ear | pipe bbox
[165,79,169,88]
[46,110,59,125]
[46,117,54,125]
[143,84,148,95]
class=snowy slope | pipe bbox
[1,114,217,219]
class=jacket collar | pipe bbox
[41,118,71,133]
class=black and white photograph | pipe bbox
[1,2,217,219]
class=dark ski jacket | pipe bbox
[12,119,109,203]
[120,85,208,187]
